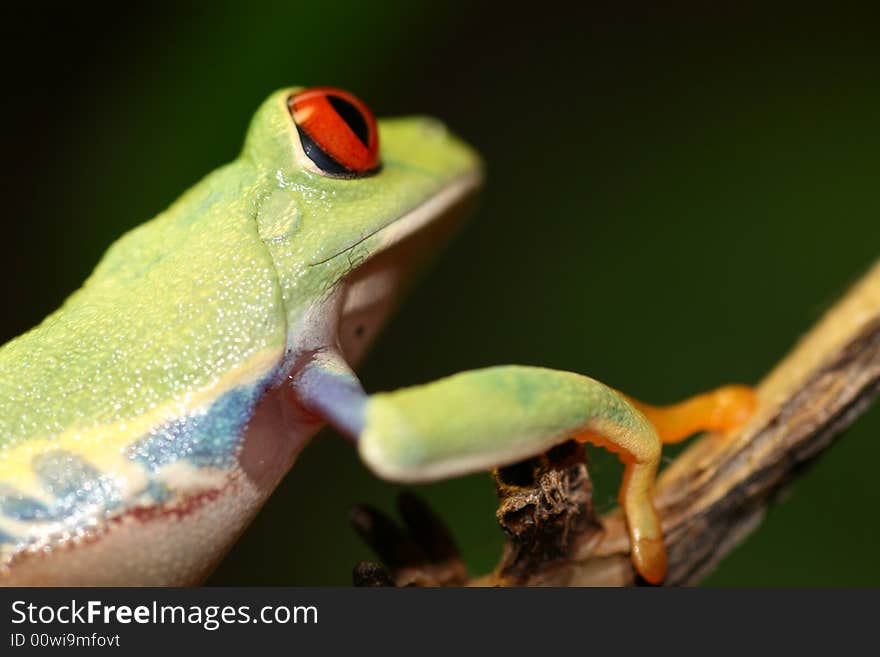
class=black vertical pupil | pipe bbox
[327,95,370,146]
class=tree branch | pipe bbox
[479,260,880,586]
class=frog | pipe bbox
[0,86,756,585]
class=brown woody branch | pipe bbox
[478,260,880,586]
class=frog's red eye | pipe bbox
[288,87,380,177]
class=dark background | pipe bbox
[2,3,879,585]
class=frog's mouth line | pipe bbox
[306,170,483,267]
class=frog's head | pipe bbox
[243,87,483,362]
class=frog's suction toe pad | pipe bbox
[632,536,668,585]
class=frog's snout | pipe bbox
[417,117,449,140]
[377,114,484,183]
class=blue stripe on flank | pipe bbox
[127,384,262,471]
[0,458,172,549]
[0,382,265,548]
[0,486,53,521]
[33,450,121,519]
[0,451,121,525]
[34,451,119,506]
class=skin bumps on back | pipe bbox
[0,162,287,455]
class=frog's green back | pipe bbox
[0,160,287,479]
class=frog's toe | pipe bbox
[632,535,668,585]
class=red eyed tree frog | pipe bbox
[0,87,755,585]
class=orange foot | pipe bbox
[625,385,757,444]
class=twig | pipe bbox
[478,260,880,586]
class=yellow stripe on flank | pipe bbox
[0,346,283,492]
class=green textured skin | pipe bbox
[0,88,480,457]
[360,366,655,482]
[357,365,668,583]
[0,161,284,453]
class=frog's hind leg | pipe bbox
[623,385,757,445]
[358,367,671,584]
[292,357,670,583]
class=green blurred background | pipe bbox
[2,3,879,585]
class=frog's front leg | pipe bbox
[291,350,664,582]
[290,350,755,584]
